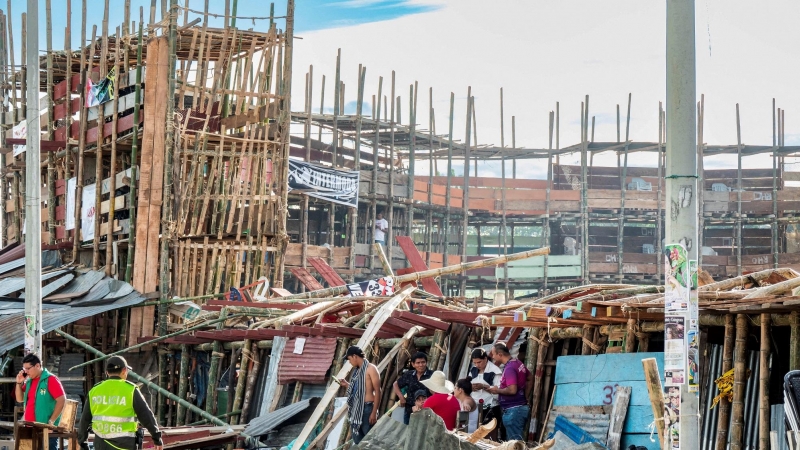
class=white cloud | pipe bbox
[292,0,800,175]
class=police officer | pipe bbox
[77,356,163,450]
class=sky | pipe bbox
[9,0,800,179]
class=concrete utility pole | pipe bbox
[666,0,699,448]
[23,0,42,356]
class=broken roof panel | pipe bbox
[243,398,316,437]
[277,337,337,385]
[0,292,145,354]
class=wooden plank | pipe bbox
[606,386,631,450]
[292,285,415,447]
[307,257,347,287]
[395,236,444,296]
[290,267,325,291]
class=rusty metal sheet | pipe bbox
[290,267,325,291]
[395,236,444,296]
[308,257,346,287]
[277,336,338,385]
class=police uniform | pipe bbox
[77,357,162,450]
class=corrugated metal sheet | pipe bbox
[0,292,144,354]
[544,407,610,442]
[277,337,337,385]
[244,397,315,437]
[57,270,105,296]
[0,258,25,276]
[7,270,70,297]
[773,404,789,450]
[0,245,24,265]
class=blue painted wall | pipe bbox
[553,352,665,449]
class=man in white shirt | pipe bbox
[374,213,389,247]
[468,347,504,438]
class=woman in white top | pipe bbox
[468,348,503,408]
[454,378,479,432]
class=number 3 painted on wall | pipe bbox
[602,384,620,405]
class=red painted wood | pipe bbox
[290,267,325,291]
[394,236,444,296]
[392,310,449,331]
[307,257,347,287]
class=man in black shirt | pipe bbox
[392,351,433,424]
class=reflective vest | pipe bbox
[88,379,138,440]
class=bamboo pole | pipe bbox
[642,358,666,446]
[374,243,394,276]
[618,94,631,282]
[45,0,55,245]
[124,17,144,284]
[499,88,508,302]
[736,104,743,277]
[368,76,382,272]
[349,65,365,281]
[206,308,229,415]
[387,72,396,264]
[544,112,553,294]
[104,26,121,277]
[239,343,262,424]
[176,344,190,425]
[266,247,550,301]
[442,92,454,295]
[730,314,748,450]
[460,90,473,296]
[56,329,234,430]
[715,314,735,450]
[406,82,417,245]
[759,313,770,450]
[230,339,252,423]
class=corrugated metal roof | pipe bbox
[544,407,610,442]
[0,245,24,265]
[277,337,337,385]
[6,269,71,297]
[243,397,315,437]
[0,292,145,354]
[57,270,105,296]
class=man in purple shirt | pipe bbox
[487,343,531,441]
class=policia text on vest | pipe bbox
[77,356,162,450]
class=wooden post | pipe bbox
[625,318,636,353]
[104,26,121,277]
[544,112,553,294]
[642,358,666,446]
[45,0,55,245]
[387,72,396,264]
[528,329,549,437]
[499,89,509,302]
[442,92,454,290]
[735,104,743,277]
[581,97,589,284]
[715,314,735,450]
[301,66,312,289]
[607,386,631,450]
[618,94,631,282]
[349,65,366,281]
[328,49,341,247]
[369,76,383,273]
[772,99,778,269]
[406,82,417,245]
[730,313,748,450]
[759,313,770,450]
[425,87,434,268]
[460,89,472,296]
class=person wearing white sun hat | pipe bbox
[420,371,460,430]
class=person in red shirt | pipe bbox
[15,354,66,450]
[420,371,460,430]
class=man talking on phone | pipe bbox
[15,354,66,450]
[338,346,381,444]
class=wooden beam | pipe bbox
[606,385,631,450]
[642,357,665,446]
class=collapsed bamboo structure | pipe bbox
[0,0,797,448]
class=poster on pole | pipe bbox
[81,184,96,241]
[65,177,77,230]
[287,159,360,208]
